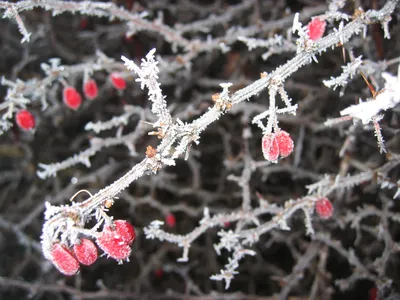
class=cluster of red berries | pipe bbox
[15,73,127,130]
[50,220,135,275]
[63,73,126,110]
[261,130,294,162]
[50,238,97,275]
[62,78,98,110]
[62,73,127,110]
[307,18,326,41]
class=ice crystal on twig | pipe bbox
[121,50,172,130]
[340,65,400,124]
[323,56,363,90]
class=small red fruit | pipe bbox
[315,197,333,219]
[110,72,126,90]
[154,268,163,278]
[113,220,136,243]
[96,220,135,260]
[262,133,279,161]
[80,18,88,30]
[276,130,294,158]
[165,213,176,228]
[50,243,80,275]
[369,287,377,300]
[307,18,326,41]
[97,230,132,260]
[83,79,98,100]
[16,109,35,130]
[63,86,82,110]
[73,238,98,266]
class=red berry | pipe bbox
[97,230,132,260]
[63,86,82,110]
[307,18,326,41]
[276,130,294,158]
[110,72,126,90]
[369,287,377,300]
[15,109,35,130]
[80,18,88,30]
[83,79,98,100]
[50,243,80,275]
[113,220,136,243]
[315,197,333,219]
[73,238,98,266]
[165,213,176,228]
[96,220,135,260]
[262,133,279,161]
[154,269,163,278]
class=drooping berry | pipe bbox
[83,79,98,100]
[113,220,136,243]
[96,220,135,260]
[315,197,334,219]
[276,130,294,158]
[165,213,176,228]
[262,133,279,162]
[63,86,82,110]
[110,72,127,90]
[73,238,98,266]
[50,243,80,275]
[16,110,35,130]
[97,230,132,260]
[307,18,326,41]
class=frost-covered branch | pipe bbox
[340,64,400,124]
[323,56,363,90]
[121,50,172,130]
[84,105,142,134]
[38,0,399,285]
[175,0,255,34]
[37,107,146,179]
[238,35,296,60]
[336,64,400,152]
[0,0,190,48]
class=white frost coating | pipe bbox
[323,56,363,90]
[340,65,400,124]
